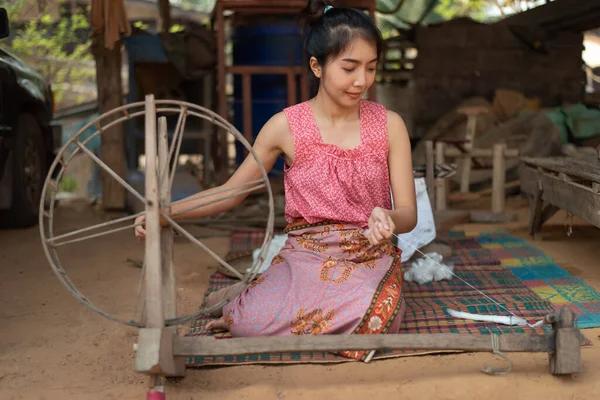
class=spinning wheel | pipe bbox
[39,95,275,329]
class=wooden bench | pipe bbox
[520,156,600,238]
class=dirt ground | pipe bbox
[1,197,600,400]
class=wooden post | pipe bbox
[425,140,435,209]
[549,306,581,375]
[435,141,447,211]
[157,116,186,377]
[456,106,489,194]
[92,32,126,210]
[287,70,297,107]
[143,95,164,329]
[214,1,229,183]
[242,73,253,146]
[460,115,476,193]
[300,71,309,102]
[158,0,172,32]
[135,96,182,377]
[491,143,506,214]
[158,117,177,323]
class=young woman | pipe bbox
[135,0,417,361]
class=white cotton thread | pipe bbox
[385,232,545,329]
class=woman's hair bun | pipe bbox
[300,0,332,29]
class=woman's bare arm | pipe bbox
[134,111,292,239]
[167,112,290,220]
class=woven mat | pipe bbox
[468,230,600,329]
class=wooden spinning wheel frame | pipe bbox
[40,95,582,397]
[39,95,275,329]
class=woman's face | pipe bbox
[312,36,378,107]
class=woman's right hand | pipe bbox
[135,214,146,242]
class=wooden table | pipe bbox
[520,156,600,237]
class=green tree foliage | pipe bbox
[434,0,547,21]
[434,0,491,20]
[4,1,96,109]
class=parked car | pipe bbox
[0,8,61,228]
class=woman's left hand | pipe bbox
[365,207,395,246]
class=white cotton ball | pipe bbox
[404,253,454,284]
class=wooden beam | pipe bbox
[443,147,520,159]
[521,156,600,183]
[173,333,551,357]
[520,164,600,228]
[227,66,305,75]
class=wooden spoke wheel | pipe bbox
[39,95,275,328]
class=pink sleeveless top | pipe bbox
[282,100,392,228]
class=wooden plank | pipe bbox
[173,333,551,357]
[444,147,520,159]
[143,95,164,328]
[158,118,177,325]
[227,66,305,75]
[157,118,183,379]
[520,164,600,228]
[521,156,600,183]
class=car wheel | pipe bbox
[1,113,47,228]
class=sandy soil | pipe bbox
[1,197,599,400]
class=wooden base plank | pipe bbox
[173,333,550,357]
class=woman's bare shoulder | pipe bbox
[385,109,410,144]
